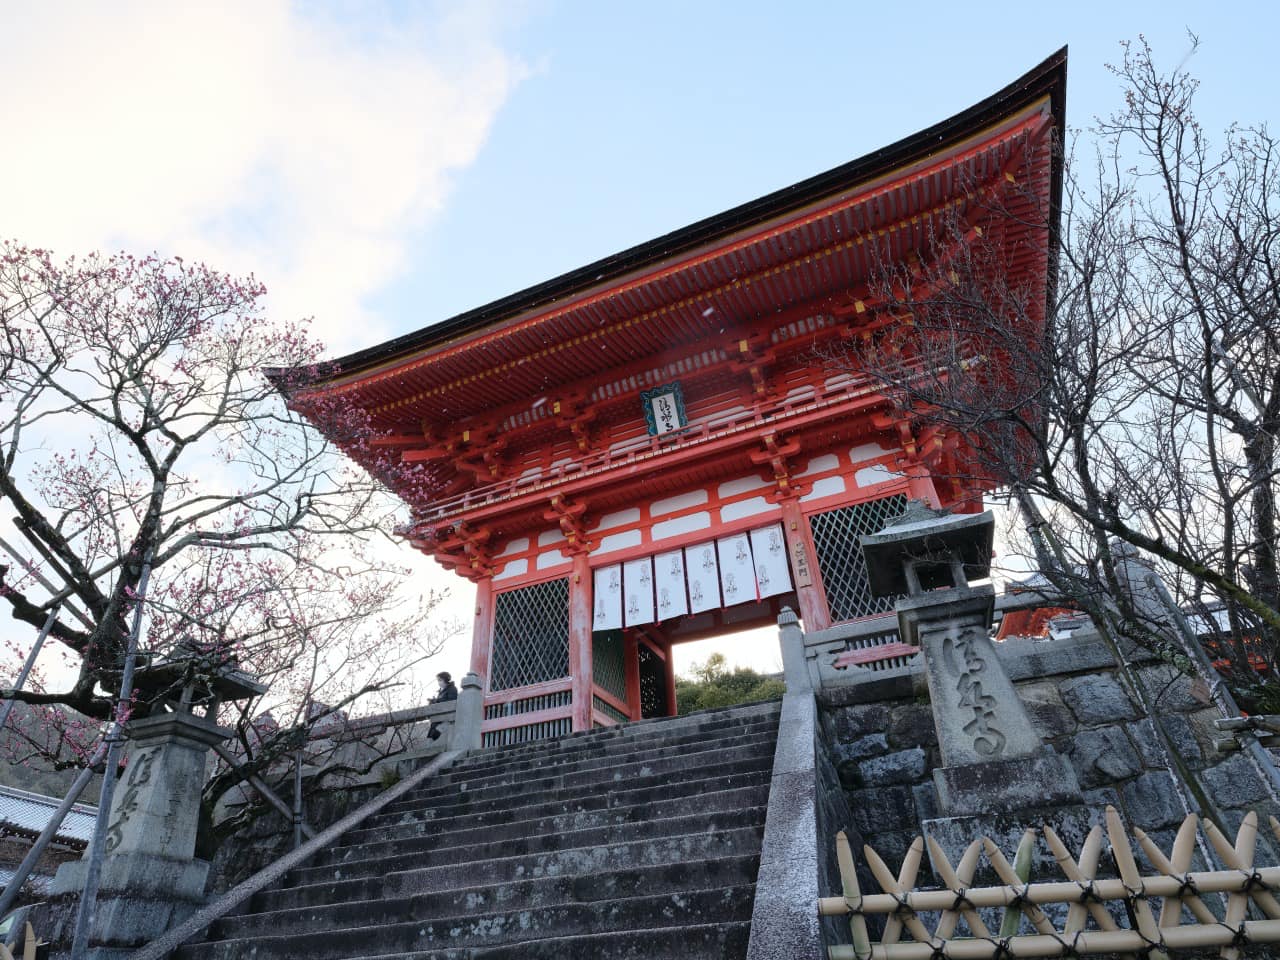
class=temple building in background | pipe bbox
[278,50,1065,746]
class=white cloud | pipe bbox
[0,2,526,699]
[0,1,525,352]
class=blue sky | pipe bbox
[1,1,1275,680]
[370,2,1277,341]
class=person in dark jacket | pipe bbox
[426,672,458,740]
[430,671,458,703]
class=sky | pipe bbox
[1,0,1276,683]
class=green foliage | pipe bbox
[674,653,784,715]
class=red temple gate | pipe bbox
[280,52,1065,745]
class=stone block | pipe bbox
[860,829,932,884]
[1015,679,1077,740]
[856,747,926,787]
[1081,786,1122,810]
[828,703,892,740]
[1185,707,1226,762]
[848,784,916,835]
[1000,636,1119,682]
[1068,726,1142,788]
[1200,753,1271,809]
[1127,715,1201,768]
[832,733,888,766]
[932,748,1082,817]
[1136,664,1205,713]
[1059,673,1138,726]
[887,704,937,750]
[923,804,1099,886]
[747,853,821,960]
[52,851,209,901]
[912,782,939,822]
[1121,771,1193,828]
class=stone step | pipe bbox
[260,825,766,912]
[191,702,778,960]
[360,762,773,844]
[362,921,752,960]
[448,700,780,772]
[385,737,775,820]
[434,718,779,788]
[360,764,772,838]
[442,711,780,782]
[380,744,776,819]
[335,782,770,860]
[185,887,752,960]
[306,804,766,880]
[220,854,761,941]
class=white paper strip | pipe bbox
[654,549,688,620]
[623,556,655,626]
[717,532,757,607]
[593,564,623,632]
[749,523,793,599]
[685,541,721,614]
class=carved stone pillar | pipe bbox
[49,713,232,955]
[862,503,1081,817]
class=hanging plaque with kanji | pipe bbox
[640,382,687,437]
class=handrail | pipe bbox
[127,749,462,960]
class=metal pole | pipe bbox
[69,554,152,960]
[0,740,108,920]
[1012,489,1221,875]
[0,605,59,736]
[292,748,304,851]
[208,743,315,841]
[0,535,94,629]
[1141,570,1280,801]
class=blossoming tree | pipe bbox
[0,243,452,818]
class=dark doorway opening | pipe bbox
[638,643,670,719]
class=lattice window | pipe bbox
[489,578,570,691]
[482,716,571,747]
[809,494,908,623]
[483,689,572,720]
[638,644,669,719]
[592,695,629,725]
[591,630,627,702]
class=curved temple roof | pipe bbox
[276,48,1064,394]
[276,49,1066,532]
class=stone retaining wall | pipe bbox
[817,628,1280,888]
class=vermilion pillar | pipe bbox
[568,551,594,731]
[468,576,494,689]
[905,465,941,507]
[778,496,829,631]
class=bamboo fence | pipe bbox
[0,923,41,960]
[820,805,1280,959]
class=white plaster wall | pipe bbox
[720,496,776,522]
[797,453,839,477]
[719,474,769,498]
[650,489,709,516]
[800,475,847,502]
[590,529,643,556]
[493,558,529,581]
[651,510,712,541]
[495,537,529,558]
[536,550,569,569]
[591,507,641,532]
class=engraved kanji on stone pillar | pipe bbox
[861,503,1081,816]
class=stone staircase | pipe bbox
[179,699,782,959]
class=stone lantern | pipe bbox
[861,502,1080,816]
[51,645,266,956]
